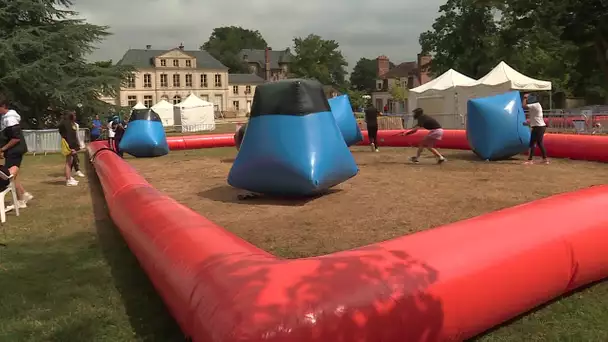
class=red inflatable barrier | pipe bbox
[167,130,608,162]
[89,130,608,341]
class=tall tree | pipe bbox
[419,0,501,78]
[350,58,377,92]
[290,34,348,87]
[0,0,132,128]
[202,26,268,73]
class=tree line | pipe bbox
[1,0,605,128]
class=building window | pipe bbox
[126,74,135,88]
[144,95,153,108]
[201,74,208,87]
[143,74,152,88]
[173,74,180,87]
[186,60,192,67]
[160,59,166,66]
[173,59,179,67]
[200,94,209,102]
[245,85,251,94]
[127,95,137,107]
[173,95,181,104]
[160,74,168,87]
[214,74,222,87]
[232,85,238,94]
[233,101,240,110]
[185,74,193,87]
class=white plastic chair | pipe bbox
[0,170,19,223]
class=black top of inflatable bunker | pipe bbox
[129,108,162,122]
[249,79,331,117]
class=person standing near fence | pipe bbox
[70,112,85,177]
[522,93,549,165]
[0,96,33,207]
[90,114,102,141]
[107,115,116,151]
[364,104,380,152]
[58,112,81,186]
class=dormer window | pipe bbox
[160,59,166,67]
[243,54,248,60]
[173,59,179,67]
[186,60,192,67]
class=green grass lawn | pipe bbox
[0,151,605,341]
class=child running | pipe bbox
[364,103,380,152]
[402,108,446,164]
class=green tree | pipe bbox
[350,58,377,92]
[290,34,348,87]
[343,89,367,110]
[0,0,132,128]
[202,26,268,73]
[419,0,501,78]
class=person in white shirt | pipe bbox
[522,93,548,164]
[107,116,116,151]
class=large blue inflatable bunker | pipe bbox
[119,108,169,158]
[228,79,359,197]
[467,91,531,160]
[328,94,363,146]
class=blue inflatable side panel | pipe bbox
[466,91,530,160]
[119,109,169,158]
[328,95,363,146]
[228,112,359,196]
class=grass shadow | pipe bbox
[220,158,235,163]
[198,185,342,207]
[84,160,185,341]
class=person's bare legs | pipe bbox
[65,155,73,181]
[8,166,24,200]
[427,147,443,158]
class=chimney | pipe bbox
[178,43,184,50]
[265,47,271,81]
[417,53,432,85]
[146,44,151,50]
[376,55,389,78]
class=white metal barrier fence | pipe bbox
[23,129,89,155]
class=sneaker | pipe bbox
[66,179,79,187]
[523,160,534,165]
[7,200,27,211]
[375,148,379,152]
[70,177,79,183]
[75,171,85,177]
[542,159,550,164]
[370,143,376,152]
[437,157,447,164]
[410,156,420,163]
[22,192,34,203]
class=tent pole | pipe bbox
[549,91,553,111]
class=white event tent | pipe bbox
[458,61,552,116]
[132,101,146,110]
[408,69,476,129]
[173,94,215,133]
[151,99,174,126]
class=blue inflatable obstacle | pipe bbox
[119,108,169,158]
[467,91,531,160]
[328,94,363,146]
[228,79,359,197]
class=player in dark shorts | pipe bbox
[112,118,126,158]
[403,108,446,164]
[364,104,380,152]
[0,96,32,206]
[234,123,247,151]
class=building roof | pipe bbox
[228,73,265,85]
[238,49,292,69]
[381,61,418,79]
[118,49,228,70]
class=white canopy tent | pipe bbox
[173,94,215,132]
[458,61,552,116]
[151,99,174,126]
[408,69,477,129]
[132,102,146,110]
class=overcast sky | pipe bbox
[71,0,445,70]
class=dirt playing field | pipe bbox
[128,147,608,258]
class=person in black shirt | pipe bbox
[58,111,81,186]
[112,118,125,158]
[0,96,32,207]
[403,108,446,164]
[364,104,380,152]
